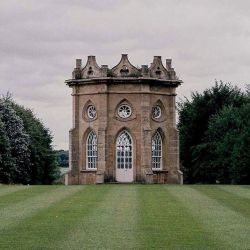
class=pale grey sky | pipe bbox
[0,0,249,149]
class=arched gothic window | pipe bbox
[151,131,162,170]
[86,131,97,169]
[116,130,132,169]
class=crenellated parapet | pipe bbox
[71,54,181,83]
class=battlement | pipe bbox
[71,54,181,82]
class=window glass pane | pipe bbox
[151,131,162,169]
[86,131,97,169]
[116,130,132,170]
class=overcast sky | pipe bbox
[0,0,250,149]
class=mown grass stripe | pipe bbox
[195,186,250,218]
[58,184,139,250]
[218,185,250,200]
[138,185,217,249]
[1,185,249,250]
[0,185,112,250]
[168,185,250,250]
[0,185,28,197]
[0,185,84,231]
[0,185,62,210]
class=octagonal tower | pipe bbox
[65,54,183,184]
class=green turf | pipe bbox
[0,185,249,250]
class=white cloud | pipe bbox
[0,0,249,149]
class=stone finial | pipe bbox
[72,68,81,79]
[76,59,82,69]
[101,65,108,77]
[169,69,177,80]
[72,59,82,79]
[141,65,149,77]
[166,59,172,70]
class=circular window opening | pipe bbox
[152,106,162,119]
[118,104,132,118]
[87,105,97,119]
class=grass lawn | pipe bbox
[0,185,249,249]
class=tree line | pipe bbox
[0,95,60,184]
[1,81,249,185]
[178,81,250,184]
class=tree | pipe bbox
[178,81,249,183]
[0,119,15,183]
[0,99,31,183]
[12,103,60,184]
[0,94,60,184]
[55,150,69,168]
[202,104,250,184]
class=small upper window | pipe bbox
[87,105,96,119]
[118,104,132,118]
[88,67,93,75]
[152,106,161,119]
[155,67,161,76]
[120,65,129,76]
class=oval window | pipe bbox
[152,106,161,119]
[87,105,97,119]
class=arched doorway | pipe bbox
[116,130,133,182]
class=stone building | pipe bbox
[65,54,183,184]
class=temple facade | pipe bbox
[65,54,183,184]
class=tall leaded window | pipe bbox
[116,130,132,169]
[151,131,162,170]
[86,131,97,169]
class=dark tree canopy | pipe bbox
[204,104,250,184]
[13,103,60,184]
[0,99,31,183]
[0,119,14,183]
[55,150,69,168]
[178,81,250,184]
[0,96,59,184]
